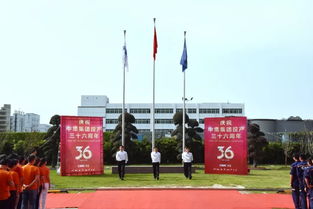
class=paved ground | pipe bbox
[46,190,294,209]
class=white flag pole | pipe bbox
[122,30,126,146]
[152,18,156,150]
[182,31,186,152]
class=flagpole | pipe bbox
[182,31,186,152]
[122,30,126,147]
[152,18,156,150]
[182,70,186,151]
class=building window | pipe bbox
[106,108,127,114]
[176,108,196,113]
[222,108,242,114]
[106,119,119,124]
[199,119,204,124]
[187,109,197,114]
[155,119,173,124]
[106,129,114,132]
[106,109,122,114]
[199,108,220,114]
[135,119,150,124]
[155,108,173,114]
[130,108,151,114]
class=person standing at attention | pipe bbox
[39,158,50,209]
[8,159,19,209]
[151,147,161,180]
[115,146,128,180]
[22,155,40,209]
[182,147,193,180]
[0,156,14,209]
[290,153,301,209]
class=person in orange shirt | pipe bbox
[8,159,19,209]
[0,156,14,209]
[34,158,41,209]
[21,155,40,209]
[16,156,25,209]
[39,159,49,209]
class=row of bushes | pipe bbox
[0,132,302,165]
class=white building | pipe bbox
[0,104,11,132]
[77,95,245,137]
[10,111,40,132]
[37,124,51,133]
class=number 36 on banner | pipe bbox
[217,146,234,160]
[75,146,92,160]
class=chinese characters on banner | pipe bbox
[60,116,103,176]
[204,117,248,175]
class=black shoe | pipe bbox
[189,176,192,180]
[157,177,159,180]
[122,178,124,180]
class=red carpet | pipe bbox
[47,190,294,209]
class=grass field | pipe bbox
[49,165,291,190]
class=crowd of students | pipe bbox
[290,153,313,209]
[0,153,50,209]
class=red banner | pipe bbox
[204,117,248,175]
[60,116,103,176]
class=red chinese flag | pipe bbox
[153,26,158,60]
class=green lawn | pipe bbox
[50,165,290,190]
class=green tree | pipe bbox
[155,138,179,163]
[111,112,138,163]
[171,112,203,162]
[248,123,268,167]
[40,115,60,168]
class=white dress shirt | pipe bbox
[182,151,193,163]
[151,151,161,163]
[116,151,128,163]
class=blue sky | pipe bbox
[1,0,313,124]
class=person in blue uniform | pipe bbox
[304,158,313,209]
[291,153,301,209]
[297,154,308,209]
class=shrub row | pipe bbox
[0,132,302,165]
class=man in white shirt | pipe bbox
[182,147,193,179]
[115,145,128,180]
[151,147,161,180]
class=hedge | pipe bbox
[0,132,303,165]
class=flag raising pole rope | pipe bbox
[180,31,188,152]
[122,30,128,146]
[152,18,158,150]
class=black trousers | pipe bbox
[152,162,160,178]
[8,190,17,209]
[17,192,22,209]
[0,198,9,209]
[184,162,192,178]
[118,160,126,179]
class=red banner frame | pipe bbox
[204,117,248,175]
[60,116,103,176]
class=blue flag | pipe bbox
[123,44,128,71]
[180,36,187,72]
